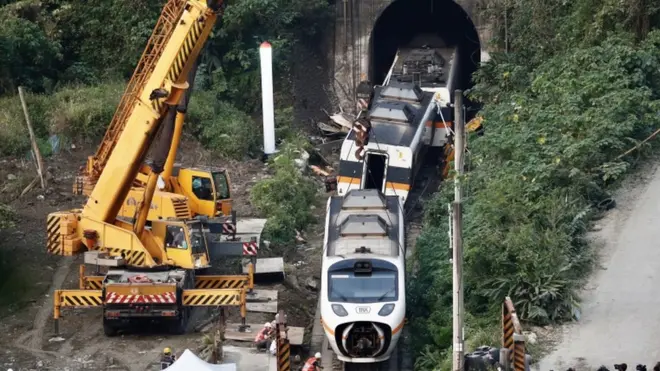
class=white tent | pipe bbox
[166,349,237,371]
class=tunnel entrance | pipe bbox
[369,0,481,99]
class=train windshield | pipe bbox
[328,269,397,303]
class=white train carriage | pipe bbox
[337,44,462,205]
[320,189,406,363]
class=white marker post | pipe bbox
[259,41,276,158]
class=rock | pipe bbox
[295,230,306,243]
[48,336,65,342]
[7,174,16,181]
[523,331,537,344]
[36,195,45,201]
[590,224,603,232]
[36,361,43,368]
[284,275,301,292]
[305,277,319,291]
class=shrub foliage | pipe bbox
[250,143,318,246]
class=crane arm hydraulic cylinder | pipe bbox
[162,59,201,182]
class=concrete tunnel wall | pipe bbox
[330,0,491,111]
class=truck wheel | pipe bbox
[103,320,118,337]
[170,314,187,335]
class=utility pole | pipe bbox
[452,89,465,371]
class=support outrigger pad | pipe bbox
[242,257,285,283]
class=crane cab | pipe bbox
[151,220,211,270]
[172,167,232,217]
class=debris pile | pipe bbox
[316,109,352,136]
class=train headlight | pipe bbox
[331,304,348,317]
[378,303,395,316]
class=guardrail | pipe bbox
[502,296,526,371]
[464,296,531,371]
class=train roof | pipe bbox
[325,189,401,258]
[389,46,457,90]
[347,82,435,147]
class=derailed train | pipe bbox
[320,189,405,363]
[335,37,464,206]
[321,38,468,364]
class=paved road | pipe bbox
[535,162,660,370]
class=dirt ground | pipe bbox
[0,135,331,370]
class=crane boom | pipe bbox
[80,0,220,223]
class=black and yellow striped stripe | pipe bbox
[46,214,62,255]
[151,13,207,113]
[182,289,242,306]
[57,290,103,307]
[513,339,526,371]
[277,338,291,371]
[107,248,147,267]
[195,275,249,289]
[502,303,514,362]
[82,276,104,290]
[167,17,204,82]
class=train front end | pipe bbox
[320,257,406,363]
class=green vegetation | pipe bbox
[0,203,15,230]
[250,140,318,247]
[0,82,124,156]
[0,0,330,159]
[409,1,660,368]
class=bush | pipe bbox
[188,92,261,159]
[46,0,165,80]
[0,13,62,95]
[409,31,660,368]
[198,0,330,112]
[250,143,318,245]
[0,204,15,230]
[0,81,124,156]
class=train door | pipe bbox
[362,152,389,193]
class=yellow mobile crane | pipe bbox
[73,91,235,223]
[48,0,257,336]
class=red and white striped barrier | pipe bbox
[222,222,236,234]
[242,241,258,256]
[105,291,176,304]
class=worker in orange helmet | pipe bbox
[254,322,274,351]
[302,352,323,371]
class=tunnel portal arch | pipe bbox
[368,0,481,91]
